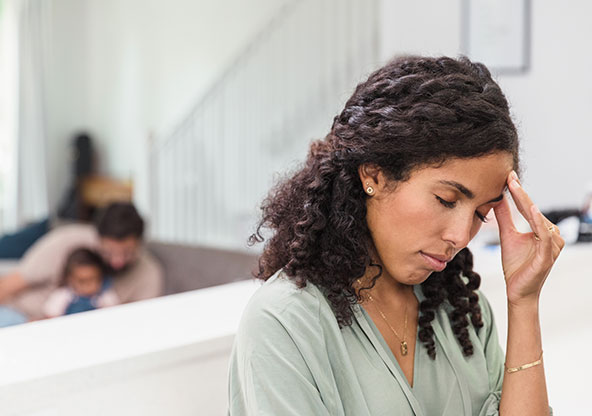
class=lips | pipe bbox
[422,252,453,263]
[420,251,452,272]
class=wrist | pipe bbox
[507,290,540,310]
[507,298,540,320]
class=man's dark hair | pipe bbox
[61,247,105,286]
[95,202,145,240]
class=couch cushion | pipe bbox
[146,242,258,295]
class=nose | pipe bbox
[442,212,475,249]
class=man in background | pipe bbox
[0,202,163,327]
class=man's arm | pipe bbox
[0,272,28,303]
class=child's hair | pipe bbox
[60,248,105,286]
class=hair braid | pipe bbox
[418,248,485,358]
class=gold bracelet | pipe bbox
[505,351,543,374]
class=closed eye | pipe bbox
[435,196,456,208]
[437,195,489,223]
[475,211,488,223]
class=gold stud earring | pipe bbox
[365,183,374,195]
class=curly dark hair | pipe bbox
[250,55,519,359]
[60,247,106,287]
[95,202,144,240]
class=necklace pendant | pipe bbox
[400,341,408,356]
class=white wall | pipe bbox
[379,0,462,59]
[44,0,290,215]
[498,1,592,210]
[379,0,592,210]
[45,0,91,213]
[45,1,592,213]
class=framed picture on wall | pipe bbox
[461,0,531,74]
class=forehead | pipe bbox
[70,264,101,277]
[409,153,514,197]
[101,236,139,249]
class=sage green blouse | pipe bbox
[228,273,550,415]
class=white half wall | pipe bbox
[0,247,590,414]
[0,280,260,416]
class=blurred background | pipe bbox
[0,0,591,414]
[0,0,590,248]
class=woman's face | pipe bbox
[362,152,514,286]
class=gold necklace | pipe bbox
[359,284,409,356]
[367,293,409,356]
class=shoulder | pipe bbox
[134,249,163,277]
[229,275,341,414]
[242,274,326,326]
[110,249,164,301]
[115,248,163,282]
[236,273,333,347]
[133,249,164,289]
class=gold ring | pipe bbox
[548,225,556,233]
[534,233,541,241]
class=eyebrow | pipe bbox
[438,180,505,204]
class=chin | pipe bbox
[106,264,131,274]
[405,269,433,286]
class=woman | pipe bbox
[228,56,562,415]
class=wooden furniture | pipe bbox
[80,176,133,208]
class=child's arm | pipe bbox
[43,288,74,318]
[96,289,120,308]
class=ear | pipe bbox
[358,164,386,195]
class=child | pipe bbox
[43,248,119,318]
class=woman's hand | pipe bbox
[493,171,565,307]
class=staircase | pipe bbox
[149,0,380,250]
